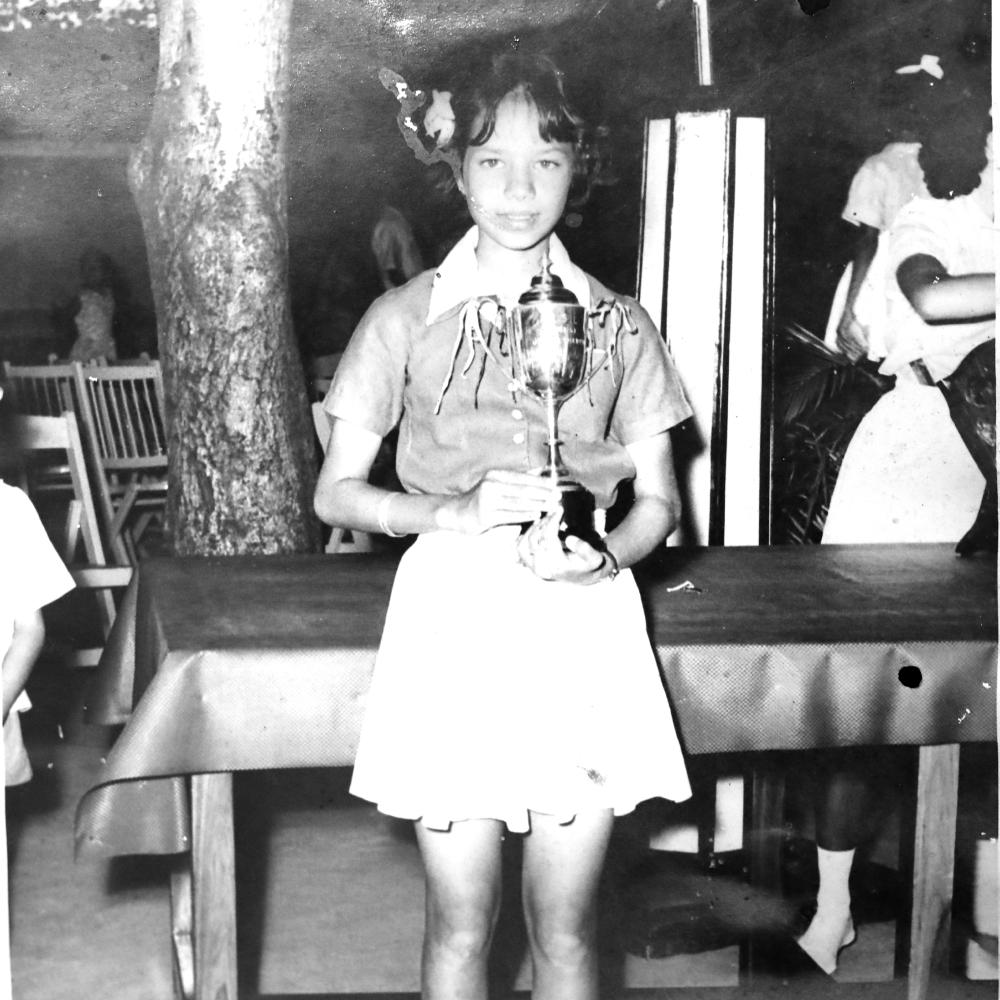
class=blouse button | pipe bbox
[512,432,525,444]
[512,409,523,420]
[507,381,519,393]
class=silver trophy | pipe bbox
[509,257,601,547]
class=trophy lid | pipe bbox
[517,254,579,306]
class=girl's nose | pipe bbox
[505,165,534,200]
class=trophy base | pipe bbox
[521,476,602,550]
[556,482,602,549]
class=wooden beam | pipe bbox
[636,118,672,332]
[692,0,712,86]
[909,743,960,1000]
[0,140,133,159]
[724,117,767,546]
[70,566,134,589]
[191,773,237,1000]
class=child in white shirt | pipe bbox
[1,390,75,785]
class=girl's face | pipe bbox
[459,94,574,263]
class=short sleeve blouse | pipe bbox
[324,251,692,510]
[843,143,929,232]
[0,482,76,661]
[877,193,995,381]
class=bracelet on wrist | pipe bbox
[377,493,406,538]
[602,549,620,581]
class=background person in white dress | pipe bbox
[796,110,994,977]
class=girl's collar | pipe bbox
[426,227,591,324]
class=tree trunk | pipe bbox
[128,0,319,556]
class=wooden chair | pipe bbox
[3,359,79,417]
[73,360,168,565]
[67,566,133,667]
[4,360,83,496]
[311,401,372,554]
[15,413,121,666]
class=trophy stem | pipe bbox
[544,395,569,482]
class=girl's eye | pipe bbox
[538,158,564,170]
[479,157,501,168]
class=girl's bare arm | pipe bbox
[605,430,681,565]
[518,430,681,585]
[3,610,44,723]
[897,254,996,323]
[314,416,556,537]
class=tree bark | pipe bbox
[128,0,319,555]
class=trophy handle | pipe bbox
[583,298,639,391]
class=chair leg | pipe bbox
[350,530,374,552]
[109,480,141,541]
[108,479,141,565]
[64,499,83,563]
[325,527,345,554]
[133,510,155,543]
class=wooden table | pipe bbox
[75,545,997,1000]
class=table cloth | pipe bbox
[75,543,996,858]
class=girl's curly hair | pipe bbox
[914,80,992,199]
[439,51,609,207]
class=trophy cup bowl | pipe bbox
[509,261,602,548]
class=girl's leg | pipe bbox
[415,818,504,1000]
[521,809,615,1000]
[796,757,876,972]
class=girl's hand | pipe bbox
[516,511,614,585]
[836,308,868,362]
[438,470,559,535]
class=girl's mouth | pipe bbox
[497,213,539,230]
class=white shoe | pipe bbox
[794,913,857,975]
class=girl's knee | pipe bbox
[527,921,596,968]
[425,919,495,963]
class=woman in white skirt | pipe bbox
[798,110,995,976]
[315,52,692,1000]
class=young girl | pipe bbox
[315,52,692,1000]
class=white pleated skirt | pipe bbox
[349,526,692,832]
[823,383,985,544]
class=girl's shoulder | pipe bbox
[360,269,437,331]
[583,273,657,333]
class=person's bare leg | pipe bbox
[522,809,614,1000]
[415,819,504,1000]
[796,767,866,973]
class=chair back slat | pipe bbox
[123,381,143,456]
[74,361,167,466]
[71,361,167,566]
[101,455,169,470]
[3,361,78,417]
[139,378,166,455]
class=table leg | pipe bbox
[170,854,195,1000]
[744,763,786,977]
[191,772,238,1000]
[749,766,786,891]
[908,744,960,1000]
